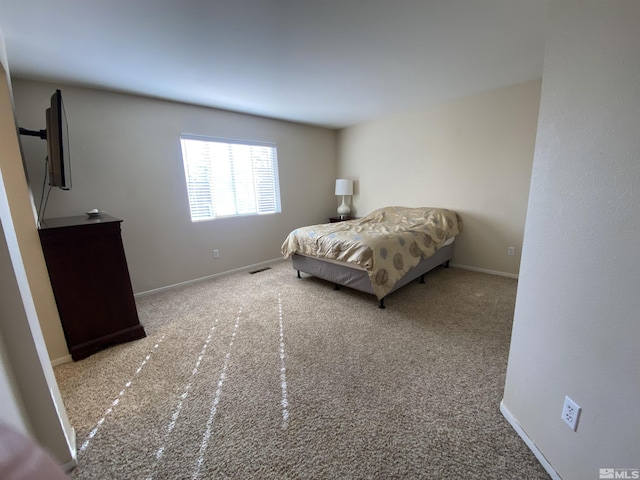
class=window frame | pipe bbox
[179,134,282,222]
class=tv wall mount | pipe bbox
[19,127,47,139]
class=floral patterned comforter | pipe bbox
[281,206,462,299]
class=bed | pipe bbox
[281,206,462,308]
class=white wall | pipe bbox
[502,2,640,479]
[337,80,541,276]
[0,34,75,468]
[0,23,28,438]
[0,297,29,435]
[13,80,337,295]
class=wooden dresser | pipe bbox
[38,214,145,361]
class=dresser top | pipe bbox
[39,214,122,230]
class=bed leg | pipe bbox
[419,274,425,284]
[378,298,386,309]
[444,260,450,268]
[297,270,301,279]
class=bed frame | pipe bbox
[291,241,454,308]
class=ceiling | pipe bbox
[0,0,548,129]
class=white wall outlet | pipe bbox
[561,395,582,431]
[213,249,219,258]
[507,246,515,256]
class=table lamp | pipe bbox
[335,179,353,218]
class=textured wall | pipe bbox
[0,43,75,466]
[503,2,640,479]
[337,80,541,277]
[13,80,337,295]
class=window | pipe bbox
[180,135,281,222]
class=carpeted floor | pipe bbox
[54,260,549,479]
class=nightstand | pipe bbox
[329,216,351,223]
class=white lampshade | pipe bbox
[335,179,353,196]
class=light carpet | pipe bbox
[54,260,549,479]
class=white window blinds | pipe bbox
[180,136,281,222]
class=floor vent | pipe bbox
[249,267,271,274]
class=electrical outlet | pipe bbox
[561,395,581,431]
[507,246,515,256]
[213,249,219,259]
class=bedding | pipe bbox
[281,206,462,300]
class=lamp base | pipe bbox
[337,196,350,217]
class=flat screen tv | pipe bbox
[46,89,71,190]
[19,89,71,190]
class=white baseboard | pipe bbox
[134,260,516,297]
[61,427,77,472]
[51,354,72,366]
[500,400,561,480]
[135,257,285,298]
[450,263,518,279]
